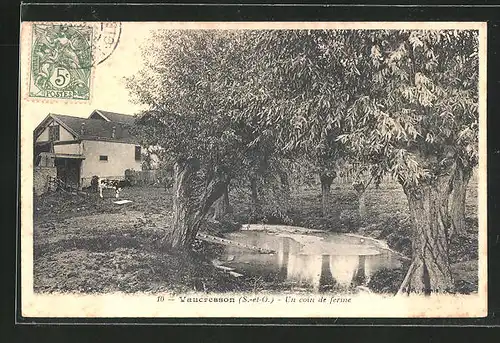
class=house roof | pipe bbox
[40,113,139,144]
[90,109,137,126]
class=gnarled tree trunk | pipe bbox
[168,158,199,249]
[398,176,455,294]
[167,158,229,250]
[250,176,261,218]
[279,170,291,212]
[449,161,473,237]
[358,192,367,221]
[320,172,334,217]
[353,180,367,221]
[213,183,230,221]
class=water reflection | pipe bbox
[222,230,402,292]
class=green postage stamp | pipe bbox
[29,24,93,100]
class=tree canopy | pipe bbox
[336,30,479,189]
[127,28,480,293]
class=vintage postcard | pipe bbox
[20,21,487,318]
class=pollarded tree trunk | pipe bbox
[353,180,367,221]
[213,183,230,221]
[358,192,367,221]
[320,173,334,217]
[398,176,455,295]
[250,176,261,218]
[167,158,229,250]
[279,170,291,212]
[168,158,199,249]
[449,162,473,237]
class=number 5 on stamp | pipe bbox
[29,24,93,100]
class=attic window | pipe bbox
[99,155,108,161]
[135,146,141,161]
[49,125,60,141]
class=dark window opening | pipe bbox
[99,155,108,161]
[135,146,141,161]
[49,125,60,141]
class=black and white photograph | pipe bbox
[20,21,487,317]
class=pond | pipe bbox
[218,224,404,293]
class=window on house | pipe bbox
[135,146,141,161]
[49,125,60,141]
[99,155,108,161]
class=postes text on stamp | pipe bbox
[29,24,93,100]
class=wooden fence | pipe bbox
[125,169,173,186]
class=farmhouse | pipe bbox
[34,109,142,190]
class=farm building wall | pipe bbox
[33,166,57,196]
[36,119,75,142]
[80,140,142,186]
[37,126,50,142]
[54,142,83,155]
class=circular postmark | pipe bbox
[92,22,122,66]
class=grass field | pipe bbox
[32,173,479,294]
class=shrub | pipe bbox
[367,267,406,294]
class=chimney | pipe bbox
[112,126,116,138]
[80,122,85,135]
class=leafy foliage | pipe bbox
[336,30,479,187]
[127,28,479,198]
[126,29,479,250]
[127,30,253,178]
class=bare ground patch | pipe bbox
[32,182,479,294]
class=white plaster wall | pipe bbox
[54,143,82,155]
[59,126,74,141]
[80,140,142,180]
[36,126,50,142]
